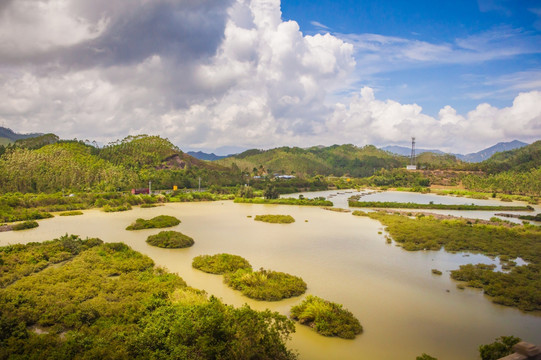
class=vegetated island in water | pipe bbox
[126,215,180,230]
[254,215,295,224]
[0,236,297,359]
[59,210,83,216]
[348,199,534,211]
[290,295,363,339]
[11,220,39,231]
[224,268,307,301]
[192,253,252,274]
[235,197,333,206]
[353,210,541,311]
[146,231,194,248]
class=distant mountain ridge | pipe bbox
[0,126,43,142]
[381,140,528,163]
[187,151,233,161]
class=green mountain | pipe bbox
[217,144,404,177]
[478,140,541,173]
[0,135,241,193]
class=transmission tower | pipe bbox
[407,137,417,170]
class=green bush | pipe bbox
[234,197,333,206]
[254,215,295,224]
[290,295,362,339]
[146,231,194,248]
[103,204,132,212]
[479,336,521,360]
[126,215,180,230]
[12,220,39,231]
[224,268,307,301]
[431,269,442,275]
[58,210,83,216]
[192,254,252,274]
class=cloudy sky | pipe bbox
[0,0,540,154]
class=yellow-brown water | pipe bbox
[1,196,540,359]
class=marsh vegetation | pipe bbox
[146,231,194,248]
[254,215,295,224]
[290,295,362,339]
[126,215,180,230]
[192,253,252,274]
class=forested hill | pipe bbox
[216,144,406,177]
[0,135,242,193]
[475,140,541,173]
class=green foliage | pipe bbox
[235,197,333,206]
[14,134,59,150]
[519,213,541,221]
[362,212,541,311]
[217,144,403,177]
[98,135,179,170]
[237,185,255,198]
[461,168,541,197]
[103,204,132,212]
[146,231,194,248]
[192,254,252,274]
[12,220,39,231]
[478,140,541,174]
[264,184,280,199]
[224,268,307,301]
[290,295,362,339]
[59,210,83,216]
[364,168,432,188]
[255,215,295,224]
[431,269,442,275]
[0,234,103,288]
[0,237,297,359]
[135,298,296,360]
[126,215,180,230]
[348,199,532,211]
[416,354,438,360]
[478,336,521,360]
[0,142,136,193]
[451,264,541,311]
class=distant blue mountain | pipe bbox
[0,126,42,142]
[380,140,529,163]
[457,140,528,163]
[187,151,234,161]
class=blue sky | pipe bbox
[0,0,540,153]
[282,0,541,115]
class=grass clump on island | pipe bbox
[354,211,541,312]
[59,210,83,216]
[224,268,307,301]
[0,236,297,359]
[192,253,252,274]
[126,215,180,230]
[348,199,533,211]
[290,295,363,339]
[255,214,295,224]
[11,220,39,231]
[235,197,333,206]
[146,231,194,249]
[103,204,132,212]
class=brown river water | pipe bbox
[1,191,540,359]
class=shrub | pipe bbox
[290,295,362,339]
[126,215,180,230]
[103,204,132,212]
[59,210,83,216]
[12,220,39,231]
[479,336,521,360]
[431,269,442,275]
[192,254,252,274]
[146,231,194,248]
[224,268,307,301]
[254,215,295,224]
